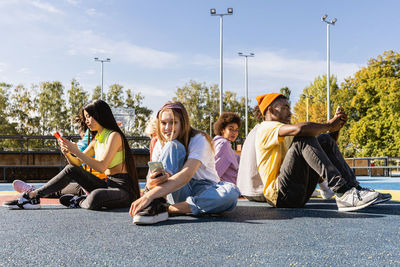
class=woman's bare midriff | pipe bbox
[105,161,127,176]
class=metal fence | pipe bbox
[0,134,150,152]
[0,135,150,182]
[345,156,400,177]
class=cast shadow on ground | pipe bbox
[139,199,400,226]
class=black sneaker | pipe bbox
[2,193,41,209]
[71,195,86,208]
[133,198,169,225]
[59,194,75,207]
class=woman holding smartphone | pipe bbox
[130,101,240,225]
[4,100,140,210]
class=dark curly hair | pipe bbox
[213,112,241,136]
[252,105,263,122]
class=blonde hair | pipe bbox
[144,116,158,137]
[156,101,214,155]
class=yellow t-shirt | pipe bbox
[255,121,293,206]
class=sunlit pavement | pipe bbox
[1,177,399,266]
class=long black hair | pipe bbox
[82,100,140,199]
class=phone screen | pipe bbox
[147,161,164,173]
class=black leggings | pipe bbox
[44,183,86,199]
[36,164,132,210]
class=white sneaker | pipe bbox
[336,187,379,212]
[133,198,169,225]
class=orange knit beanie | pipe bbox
[256,93,283,116]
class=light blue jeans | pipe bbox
[158,140,240,215]
[167,179,240,215]
[157,140,186,176]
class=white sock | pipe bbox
[319,180,330,192]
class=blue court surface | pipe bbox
[1,177,399,266]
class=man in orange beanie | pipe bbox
[247,93,390,211]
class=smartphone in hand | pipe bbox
[147,161,165,178]
[53,131,63,140]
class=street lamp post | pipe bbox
[210,8,233,115]
[321,14,337,121]
[238,52,255,136]
[94,57,111,100]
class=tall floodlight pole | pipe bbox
[94,57,111,100]
[238,52,255,136]
[321,14,337,120]
[210,8,233,115]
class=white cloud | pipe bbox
[86,8,100,16]
[30,1,63,14]
[66,0,79,6]
[226,51,360,83]
[126,83,170,97]
[67,30,179,68]
[84,70,95,75]
[17,68,30,74]
[190,54,218,68]
[0,63,6,72]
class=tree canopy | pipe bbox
[292,50,400,157]
[173,80,256,138]
[0,80,152,150]
[336,50,400,157]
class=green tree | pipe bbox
[92,85,101,100]
[35,81,68,135]
[280,86,291,101]
[66,79,89,134]
[125,89,152,136]
[107,83,124,108]
[0,83,17,149]
[9,84,39,135]
[337,50,400,157]
[173,80,252,138]
[292,75,338,124]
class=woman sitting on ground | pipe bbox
[4,100,140,210]
[213,112,241,185]
[12,114,91,198]
[130,101,240,225]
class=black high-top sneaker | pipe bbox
[133,198,169,225]
[59,194,86,208]
[2,192,41,209]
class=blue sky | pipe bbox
[0,0,398,114]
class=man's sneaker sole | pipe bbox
[337,198,376,212]
[372,194,392,205]
[133,212,168,225]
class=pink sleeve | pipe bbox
[214,139,238,178]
